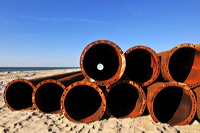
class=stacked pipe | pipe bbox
[3,40,200,126]
[79,40,146,120]
[4,71,81,111]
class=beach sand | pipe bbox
[1,69,200,133]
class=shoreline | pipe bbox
[0,69,80,80]
[0,67,80,73]
[1,69,200,133]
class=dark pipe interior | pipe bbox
[125,49,153,83]
[107,84,139,117]
[35,83,63,113]
[83,44,119,80]
[5,82,33,110]
[64,85,102,120]
[153,87,183,123]
[169,48,195,82]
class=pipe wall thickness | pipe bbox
[80,40,126,86]
[33,73,84,114]
[147,82,196,126]
[124,45,160,87]
[61,81,106,123]
[106,80,146,118]
[159,43,200,88]
[4,70,81,111]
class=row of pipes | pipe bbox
[3,40,200,126]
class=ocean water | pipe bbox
[0,67,80,72]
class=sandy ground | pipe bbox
[1,69,200,133]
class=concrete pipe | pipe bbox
[106,80,146,118]
[4,70,81,111]
[61,81,106,123]
[124,45,160,87]
[147,82,196,126]
[33,73,84,114]
[80,40,126,86]
[159,43,200,88]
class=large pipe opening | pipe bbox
[83,44,119,81]
[125,49,155,85]
[5,82,33,110]
[107,84,139,118]
[153,86,192,124]
[64,85,102,120]
[34,83,64,113]
[169,47,197,83]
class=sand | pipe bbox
[1,69,200,133]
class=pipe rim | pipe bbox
[124,45,160,87]
[4,79,35,111]
[33,79,66,114]
[80,40,126,86]
[106,80,146,118]
[161,43,200,88]
[61,81,106,123]
[147,82,196,126]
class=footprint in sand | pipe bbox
[156,124,180,133]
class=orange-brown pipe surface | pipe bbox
[61,81,106,123]
[80,40,126,86]
[4,70,80,111]
[124,45,160,87]
[159,43,200,88]
[33,73,84,114]
[147,82,196,126]
[106,80,146,118]
[193,87,200,120]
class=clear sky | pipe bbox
[0,0,200,67]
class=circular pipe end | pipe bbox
[4,79,35,111]
[124,45,160,87]
[147,82,196,126]
[33,79,66,114]
[161,43,200,88]
[80,40,126,86]
[106,80,146,118]
[61,81,106,123]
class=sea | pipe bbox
[0,67,80,72]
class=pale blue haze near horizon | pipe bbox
[0,0,200,67]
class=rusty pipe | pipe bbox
[106,80,146,118]
[61,81,106,123]
[80,40,126,86]
[33,73,84,114]
[4,70,81,111]
[147,82,196,126]
[193,87,200,120]
[124,45,160,87]
[159,43,200,88]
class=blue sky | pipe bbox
[0,0,200,67]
